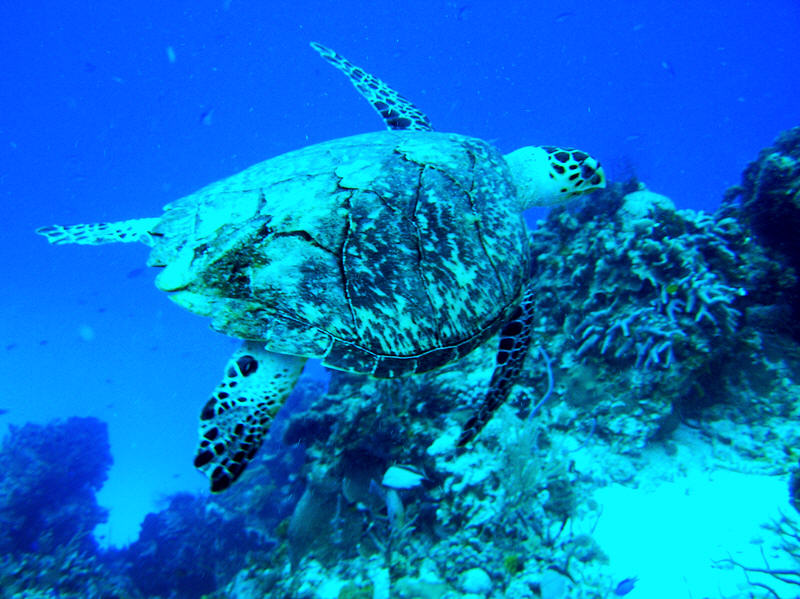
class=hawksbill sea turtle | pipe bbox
[37,43,606,492]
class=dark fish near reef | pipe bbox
[614,577,638,595]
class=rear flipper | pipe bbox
[36,217,160,245]
[194,342,306,492]
[457,284,536,446]
[310,42,433,132]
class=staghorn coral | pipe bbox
[518,179,793,448]
[539,186,750,366]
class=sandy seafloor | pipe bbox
[588,428,791,599]
[272,407,797,599]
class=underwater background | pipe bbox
[1,1,800,598]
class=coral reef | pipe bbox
[7,129,800,598]
[0,418,131,598]
[523,181,795,449]
[0,417,273,599]
[722,126,800,339]
[0,417,111,556]
[234,351,608,597]
[725,126,800,265]
[121,493,272,599]
[229,133,800,597]
[207,132,800,597]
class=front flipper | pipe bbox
[310,42,434,132]
[194,342,306,492]
[457,284,536,446]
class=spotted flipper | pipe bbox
[457,283,536,446]
[310,42,433,132]
[194,342,306,492]
[36,217,161,246]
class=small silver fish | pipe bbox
[381,464,426,490]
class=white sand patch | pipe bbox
[592,427,794,599]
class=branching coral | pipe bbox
[556,188,748,370]
[719,513,800,598]
[515,178,795,447]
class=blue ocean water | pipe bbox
[1,0,799,595]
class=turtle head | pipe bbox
[504,145,606,210]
